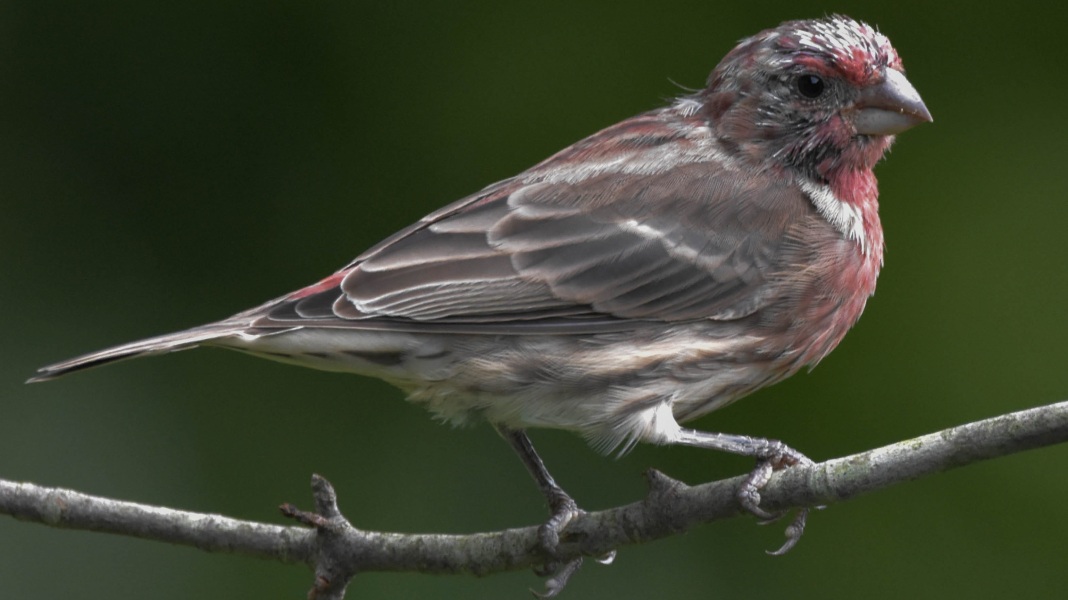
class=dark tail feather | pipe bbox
[27,324,241,383]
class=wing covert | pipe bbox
[254,137,813,333]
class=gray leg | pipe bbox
[495,424,589,597]
[495,424,582,552]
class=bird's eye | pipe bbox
[796,74,825,98]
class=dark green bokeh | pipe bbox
[3,2,1067,598]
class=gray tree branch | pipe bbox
[2,400,1067,598]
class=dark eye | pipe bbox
[796,74,825,98]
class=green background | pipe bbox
[4,1,1068,598]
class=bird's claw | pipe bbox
[530,492,617,597]
[531,557,584,598]
[538,493,583,553]
[736,460,776,519]
[528,491,588,597]
[736,441,814,554]
[766,508,809,556]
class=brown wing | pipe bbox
[250,156,810,335]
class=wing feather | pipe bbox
[250,120,812,334]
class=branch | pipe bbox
[3,400,1067,598]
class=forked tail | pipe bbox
[27,324,242,383]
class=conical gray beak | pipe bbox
[853,68,932,136]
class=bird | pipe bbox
[31,14,929,572]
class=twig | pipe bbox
[2,400,1066,598]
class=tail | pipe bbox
[27,324,243,383]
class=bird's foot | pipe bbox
[530,489,585,598]
[735,440,813,555]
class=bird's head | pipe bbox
[701,16,931,179]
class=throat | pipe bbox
[799,169,884,262]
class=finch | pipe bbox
[31,15,929,563]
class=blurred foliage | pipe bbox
[3,1,1068,598]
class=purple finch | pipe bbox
[32,15,929,568]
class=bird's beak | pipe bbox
[853,68,932,136]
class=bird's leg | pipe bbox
[495,425,588,597]
[495,424,583,552]
[675,428,813,554]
